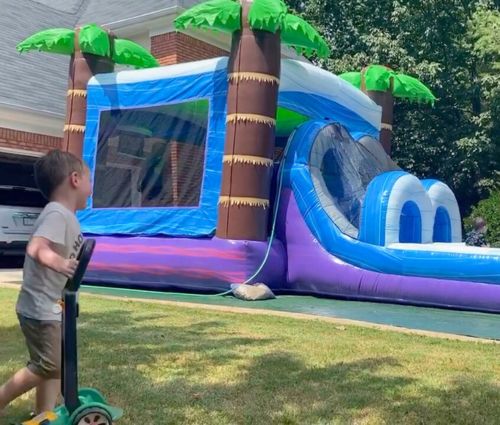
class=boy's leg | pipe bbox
[15,316,62,413]
[32,319,62,414]
[0,367,43,410]
[35,379,60,413]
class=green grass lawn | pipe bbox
[1,287,499,425]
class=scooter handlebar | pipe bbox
[65,239,96,292]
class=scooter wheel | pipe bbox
[72,407,112,425]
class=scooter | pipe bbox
[24,239,123,425]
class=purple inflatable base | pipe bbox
[84,234,286,293]
[279,190,500,314]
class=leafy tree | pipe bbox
[467,5,500,190]
[286,0,499,214]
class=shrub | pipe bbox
[464,190,500,247]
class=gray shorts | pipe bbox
[18,314,61,379]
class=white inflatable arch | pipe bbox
[421,179,462,242]
[385,174,434,245]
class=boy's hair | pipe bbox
[473,216,487,230]
[34,150,84,200]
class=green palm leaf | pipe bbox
[174,0,330,58]
[174,0,241,33]
[393,74,436,105]
[280,14,330,58]
[338,71,362,88]
[248,0,287,33]
[341,65,392,91]
[363,65,393,91]
[16,28,75,55]
[78,23,110,56]
[340,64,436,105]
[113,38,159,69]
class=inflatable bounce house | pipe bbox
[18,0,500,312]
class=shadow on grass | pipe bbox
[2,307,499,425]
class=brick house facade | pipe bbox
[0,128,62,156]
[151,32,228,66]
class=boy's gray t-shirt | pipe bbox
[16,202,83,321]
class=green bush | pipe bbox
[464,190,500,247]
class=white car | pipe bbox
[0,185,45,256]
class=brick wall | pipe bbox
[151,32,229,66]
[0,127,62,154]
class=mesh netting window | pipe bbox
[93,99,209,209]
[310,124,396,239]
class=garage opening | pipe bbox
[0,153,46,208]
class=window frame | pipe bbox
[78,68,228,237]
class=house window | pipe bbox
[93,99,209,209]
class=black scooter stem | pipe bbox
[61,239,96,415]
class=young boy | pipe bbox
[0,150,92,416]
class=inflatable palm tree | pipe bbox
[17,24,158,158]
[340,65,436,155]
[176,0,330,241]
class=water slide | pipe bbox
[278,120,500,312]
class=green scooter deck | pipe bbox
[24,388,122,425]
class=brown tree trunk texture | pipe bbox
[361,68,394,156]
[63,29,114,159]
[216,0,281,241]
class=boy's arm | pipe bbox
[27,237,78,278]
